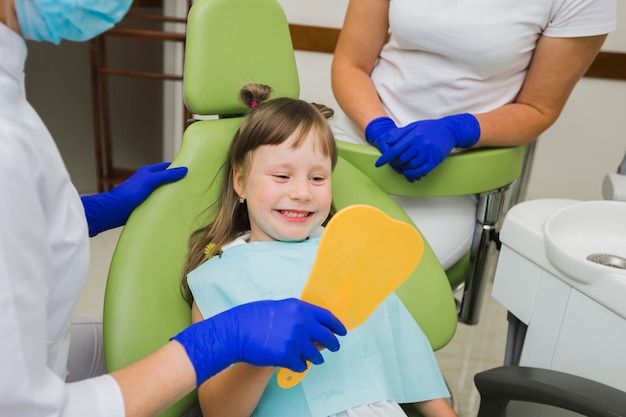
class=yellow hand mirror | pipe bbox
[276,204,424,388]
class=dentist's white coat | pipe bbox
[0,23,124,416]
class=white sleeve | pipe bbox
[544,0,616,37]
[65,376,126,416]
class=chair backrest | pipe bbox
[103,1,457,415]
[183,0,299,115]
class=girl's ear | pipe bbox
[233,165,245,198]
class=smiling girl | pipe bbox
[180,84,456,417]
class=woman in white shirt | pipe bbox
[331,0,616,270]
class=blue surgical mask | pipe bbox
[15,0,133,44]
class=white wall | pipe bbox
[277,0,346,116]
[278,0,626,202]
[529,77,626,201]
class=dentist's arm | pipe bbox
[113,298,346,417]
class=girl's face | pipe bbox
[233,128,333,243]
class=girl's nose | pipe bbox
[289,179,312,201]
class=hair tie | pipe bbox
[204,243,216,258]
[250,101,258,109]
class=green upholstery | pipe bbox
[337,141,528,197]
[183,0,299,115]
[103,119,240,416]
[103,0,457,415]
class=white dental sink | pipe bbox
[544,200,626,285]
[493,198,626,320]
[543,200,626,318]
[491,198,626,415]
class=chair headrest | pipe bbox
[184,0,300,116]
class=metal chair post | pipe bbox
[458,187,508,324]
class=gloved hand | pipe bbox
[365,116,399,154]
[81,162,187,237]
[171,298,347,387]
[372,113,481,181]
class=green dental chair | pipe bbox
[102,0,626,416]
[103,1,456,415]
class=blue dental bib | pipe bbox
[188,238,448,417]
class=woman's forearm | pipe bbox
[111,341,196,417]
[331,0,391,133]
[332,63,388,132]
[474,102,556,147]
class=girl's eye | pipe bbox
[273,174,289,180]
[310,176,326,183]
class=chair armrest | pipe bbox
[474,366,626,417]
[336,141,528,197]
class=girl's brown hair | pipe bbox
[180,84,337,305]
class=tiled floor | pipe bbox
[76,227,509,417]
[435,290,509,416]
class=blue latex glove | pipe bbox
[365,116,398,154]
[171,298,347,386]
[365,117,405,174]
[372,113,481,181]
[81,162,187,236]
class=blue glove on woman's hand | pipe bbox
[373,113,481,181]
[365,116,399,155]
[81,162,187,236]
[171,298,347,387]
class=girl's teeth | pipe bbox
[282,211,308,218]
